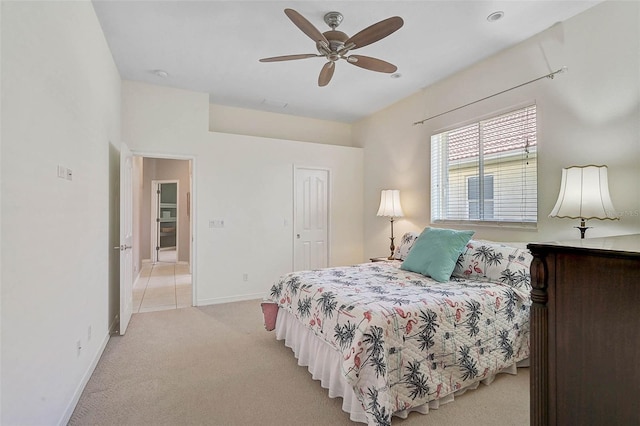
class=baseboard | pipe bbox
[57,331,110,426]
[197,292,265,306]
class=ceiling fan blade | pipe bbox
[345,16,404,50]
[347,55,397,73]
[284,8,329,46]
[318,62,335,87]
[259,54,319,62]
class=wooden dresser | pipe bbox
[527,234,640,426]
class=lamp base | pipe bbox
[576,218,590,239]
[388,236,395,260]
[388,217,396,259]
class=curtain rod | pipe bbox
[413,66,567,126]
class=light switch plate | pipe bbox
[209,219,225,228]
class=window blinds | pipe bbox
[431,104,537,224]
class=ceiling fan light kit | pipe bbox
[259,8,404,87]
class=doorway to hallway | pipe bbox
[133,156,194,313]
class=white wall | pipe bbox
[123,81,364,305]
[1,1,121,424]
[210,103,353,146]
[353,0,640,258]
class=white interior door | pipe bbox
[118,142,134,334]
[294,167,329,271]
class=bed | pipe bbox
[262,228,532,425]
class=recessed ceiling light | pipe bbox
[487,11,504,22]
[153,69,169,78]
[391,73,402,79]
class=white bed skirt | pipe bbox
[275,308,526,424]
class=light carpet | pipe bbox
[69,300,529,425]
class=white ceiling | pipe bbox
[92,0,601,123]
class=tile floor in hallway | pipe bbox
[133,260,192,313]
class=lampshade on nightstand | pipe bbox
[549,165,619,238]
[377,189,404,259]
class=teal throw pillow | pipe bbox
[401,227,475,282]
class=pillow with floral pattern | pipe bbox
[393,232,419,260]
[452,239,533,295]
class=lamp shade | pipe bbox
[377,190,404,217]
[549,165,619,220]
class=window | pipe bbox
[431,104,537,225]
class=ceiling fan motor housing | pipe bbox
[319,30,349,57]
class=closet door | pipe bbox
[294,167,330,271]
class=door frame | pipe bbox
[151,179,180,263]
[292,165,331,270]
[132,150,197,306]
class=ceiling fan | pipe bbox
[259,9,404,87]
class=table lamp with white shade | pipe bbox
[549,165,619,238]
[377,189,404,259]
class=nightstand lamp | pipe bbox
[377,189,404,259]
[549,165,619,238]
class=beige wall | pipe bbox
[209,103,353,146]
[353,0,640,259]
[123,81,364,306]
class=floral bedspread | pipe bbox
[265,262,530,425]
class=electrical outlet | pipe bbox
[57,165,73,181]
[57,165,67,179]
[76,340,82,357]
[243,273,248,282]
